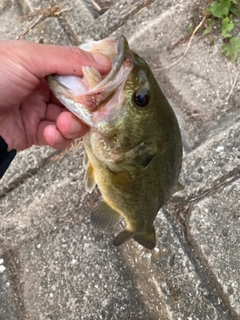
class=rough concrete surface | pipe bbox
[0,0,239,319]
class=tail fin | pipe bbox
[133,228,156,250]
[113,230,134,246]
[113,228,156,250]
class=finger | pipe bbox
[56,111,89,139]
[17,41,111,78]
[37,121,72,149]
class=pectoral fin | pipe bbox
[84,162,96,193]
[133,153,154,168]
[124,142,155,168]
[91,201,122,229]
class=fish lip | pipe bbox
[96,35,131,89]
[47,35,133,126]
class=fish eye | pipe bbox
[133,87,150,108]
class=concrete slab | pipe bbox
[187,178,240,317]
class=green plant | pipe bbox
[204,0,240,63]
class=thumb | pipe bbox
[15,40,111,78]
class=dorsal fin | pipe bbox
[84,162,96,193]
[91,200,122,229]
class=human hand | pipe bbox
[0,40,111,151]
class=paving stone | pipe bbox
[176,119,240,201]
[187,178,240,318]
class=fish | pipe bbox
[47,35,182,250]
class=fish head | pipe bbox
[47,36,162,158]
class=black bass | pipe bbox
[47,35,182,249]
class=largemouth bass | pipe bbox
[47,35,182,249]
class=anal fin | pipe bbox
[91,201,122,229]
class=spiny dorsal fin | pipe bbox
[84,162,96,193]
[91,201,122,229]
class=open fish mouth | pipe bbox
[47,35,134,127]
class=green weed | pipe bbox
[204,0,240,62]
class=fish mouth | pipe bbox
[47,35,133,127]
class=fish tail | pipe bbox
[113,230,134,247]
[133,227,156,250]
[113,227,156,249]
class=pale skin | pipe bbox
[0,40,111,151]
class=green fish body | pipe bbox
[47,35,182,249]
